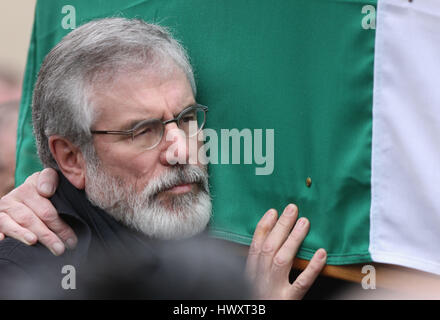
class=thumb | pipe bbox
[37,168,59,197]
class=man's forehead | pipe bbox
[91,68,195,128]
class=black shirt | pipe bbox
[0,173,249,299]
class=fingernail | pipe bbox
[66,238,77,249]
[24,233,36,244]
[269,209,277,218]
[284,204,296,216]
[40,183,54,195]
[297,218,307,227]
[265,209,274,218]
[318,249,327,260]
[51,242,65,256]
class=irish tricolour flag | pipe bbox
[16,0,440,274]
[209,0,440,276]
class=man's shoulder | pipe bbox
[0,237,27,259]
[0,237,59,271]
[0,238,31,279]
[0,237,70,298]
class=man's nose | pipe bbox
[159,122,189,166]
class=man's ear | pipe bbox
[48,135,86,189]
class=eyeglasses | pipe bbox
[91,104,208,150]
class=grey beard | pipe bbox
[84,156,212,240]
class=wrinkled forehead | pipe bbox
[89,66,195,126]
[90,54,177,87]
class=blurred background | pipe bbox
[0,1,35,196]
[0,1,35,83]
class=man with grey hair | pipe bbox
[0,18,326,299]
[32,17,209,242]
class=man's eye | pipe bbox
[134,127,152,137]
[182,115,196,123]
